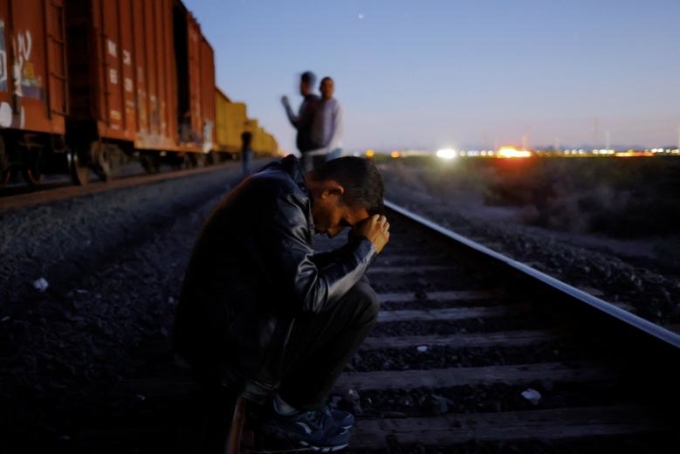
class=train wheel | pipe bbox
[0,137,9,186]
[91,142,111,182]
[185,153,202,168]
[21,148,45,186]
[170,153,188,170]
[194,153,207,168]
[140,153,161,174]
[181,153,194,169]
[69,148,91,186]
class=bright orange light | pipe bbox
[365,149,375,158]
[496,146,532,158]
[390,150,401,158]
[614,151,654,158]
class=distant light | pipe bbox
[436,148,457,159]
[391,150,401,158]
[614,151,654,158]
[496,146,531,158]
[365,149,375,158]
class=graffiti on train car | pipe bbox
[0,22,29,129]
[0,20,9,128]
[0,20,7,92]
[13,29,42,100]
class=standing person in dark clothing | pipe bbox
[173,155,389,452]
[240,131,253,178]
[282,71,321,172]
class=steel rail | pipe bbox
[0,162,240,213]
[385,199,680,351]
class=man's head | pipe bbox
[299,71,316,96]
[305,157,385,237]
[320,77,335,100]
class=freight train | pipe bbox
[0,0,279,186]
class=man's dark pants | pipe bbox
[278,278,380,410]
[195,278,380,451]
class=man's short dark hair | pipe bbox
[301,71,316,87]
[312,157,385,215]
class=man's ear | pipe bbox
[321,180,345,198]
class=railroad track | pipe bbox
[236,201,680,453]
[62,200,680,453]
[0,161,242,213]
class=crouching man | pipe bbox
[173,155,390,452]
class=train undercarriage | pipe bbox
[0,133,237,187]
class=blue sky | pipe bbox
[184,0,680,153]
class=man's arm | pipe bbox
[282,96,301,128]
[310,238,355,269]
[310,222,382,269]
[283,96,318,131]
[254,192,377,314]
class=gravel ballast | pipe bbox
[1,157,677,453]
[0,164,249,450]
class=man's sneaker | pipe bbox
[323,405,355,430]
[260,406,350,452]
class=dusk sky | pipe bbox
[183,0,680,154]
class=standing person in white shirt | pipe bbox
[308,77,344,170]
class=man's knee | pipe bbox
[351,280,380,321]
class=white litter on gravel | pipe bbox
[33,278,49,292]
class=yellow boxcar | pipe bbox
[215,89,247,157]
[215,101,279,159]
[261,131,279,157]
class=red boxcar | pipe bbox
[65,0,217,181]
[0,0,271,186]
[176,6,216,154]
[0,0,68,183]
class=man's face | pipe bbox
[312,195,369,238]
[299,80,311,95]
[320,78,334,100]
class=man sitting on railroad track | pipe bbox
[172,155,390,452]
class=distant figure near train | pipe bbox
[173,155,390,452]
[240,131,253,178]
[282,72,344,172]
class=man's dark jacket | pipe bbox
[173,155,377,392]
[293,94,321,152]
